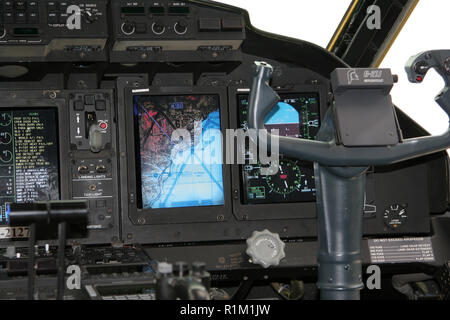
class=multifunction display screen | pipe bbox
[238,93,320,204]
[134,94,224,209]
[0,109,60,224]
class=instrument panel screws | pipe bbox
[49,91,57,99]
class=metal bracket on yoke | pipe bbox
[331,68,401,147]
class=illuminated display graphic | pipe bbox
[238,93,320,204]
[134,95,224,209]
[0,109,60,224]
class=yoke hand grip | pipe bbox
[405,49,450,118]
[248,59,450,167]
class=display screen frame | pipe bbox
[124,86,232,225]
[228,85,328,221]
[0,92,71,233]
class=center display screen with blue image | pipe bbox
[133,94,224,209]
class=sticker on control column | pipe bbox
[368,237,435,263]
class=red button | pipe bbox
[99,122,108,130]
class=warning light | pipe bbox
[416,75,423,82]
[99,122,108,130]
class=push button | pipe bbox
[198,18,221,32]
[14,1,27,11]
[135,23,147,34]
[85,95,95,105]
[96,200,106,208]
[222,17,243,31]
[47,13,58,24]
[47,2,58,12]
[4,12,14,24]
[4,2,13,12]
[28,12,39,24]
[74,100,84,111]
[95,100,106,111]
[28,2,39,12]
[14,12,26,24]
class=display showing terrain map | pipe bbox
[134,94,224,209]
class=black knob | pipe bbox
[121,22,135,35]
[174,20,188,35]
[83,11,97,24]
[152,21,165,35]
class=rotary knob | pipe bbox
[246,229,286,268]
[174,20,188,35]
[121,22,135,35]
[151,21,165,35]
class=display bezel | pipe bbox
[0,92,71,235]
[228,85,328,221]
[0,107,61,218]
[124,86,232,225]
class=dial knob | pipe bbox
[246,229,286,268]
[174,20,188,35]
[121,22,135,35]
[152,21,165,35]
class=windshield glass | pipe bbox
[218,0,352,48]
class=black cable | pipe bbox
[56,222,66,300]
[27,223,36,300]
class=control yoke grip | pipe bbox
[405,49,450,117]
[248,60,450,167]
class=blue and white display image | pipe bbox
[134,95,224,209]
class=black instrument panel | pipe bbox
[0,0,446,247]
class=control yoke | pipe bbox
[247,51,450,300]
[405,50,450,114]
